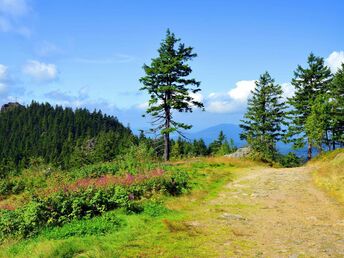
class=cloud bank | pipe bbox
[23,60,58,82]
[206,80,255,113]
[326,51,344,73]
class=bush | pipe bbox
[0,168,190,241]
[163,169,190,195]
[0,179,25,196]
[71,162,120,179]
[117,143,158,174]
[279,152,304,167]
[0,200,46,239]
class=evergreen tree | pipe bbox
[209,131,235,155]
[305,94,332,153]
[330,63,344,147]
[287,53,332,159]
[192,139,208,156]
[209,131,224,154]
[139,29,203,161]
[0,101,134,173]
[240,72,286,161]
[171,139,183,159]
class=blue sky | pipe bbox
[0,0,343,131]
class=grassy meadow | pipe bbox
[0,157,263,257]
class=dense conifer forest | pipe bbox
[0,102,134,174]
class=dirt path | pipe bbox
[201,167,344,257]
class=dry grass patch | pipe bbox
[310,149,344,204]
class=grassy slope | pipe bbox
[309,148,344,204]
[0,157,262,257]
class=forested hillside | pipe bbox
[0,102,134,174]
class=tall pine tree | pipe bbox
[139,29,203,161]
[330,63,344,147]
[240,72,286,161]
[287,53,332,159]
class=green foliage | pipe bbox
[0,200,46,240]
[163,168,190,195]
[143,200,170,217]
[278,152,304,168]
[330,63,344,147]
[41,212,122,239]
[287,53,332,158]
[0,168,190,241]
[0,159,17,179]
[139,29,203,160]
[209,131,237,156]
[240,72,286,162]
[0,102,134,175]
[117,142,158,174]
[305,94,332,152]
[71,162,120,179]
[171,137,209,159]
[0,179,25,196]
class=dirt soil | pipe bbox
[197,167,344,257]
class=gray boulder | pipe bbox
[225,147,252,158]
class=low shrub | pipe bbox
[116,143,158,175]
[163,168,190,195]
[71,162,120,179]
[41,212,122,239]
[0,169,190,241]
[0,179,25,197]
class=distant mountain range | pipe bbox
[184,123,244,146]
[182,123,310,157]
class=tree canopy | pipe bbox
[240,72,286,161]
[140,30,203,161]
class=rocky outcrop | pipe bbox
[225,147,252,158]
[0,102,23,112]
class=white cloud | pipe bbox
[0,0,28,17]
[326,51,344,73]
[281,83,295,99]
[23,60,58,82]
[205,79,292,113]
[0,82,7,95]
[227,80,256,102]
[189,91,203,103]
[206,80,256,113]
[0,64,8,81]
[207,100,238,113]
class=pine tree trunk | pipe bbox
[163,92,171,162]
[307,142,312,160]
[164,132,170,161]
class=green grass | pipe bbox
[0,157,262,257]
